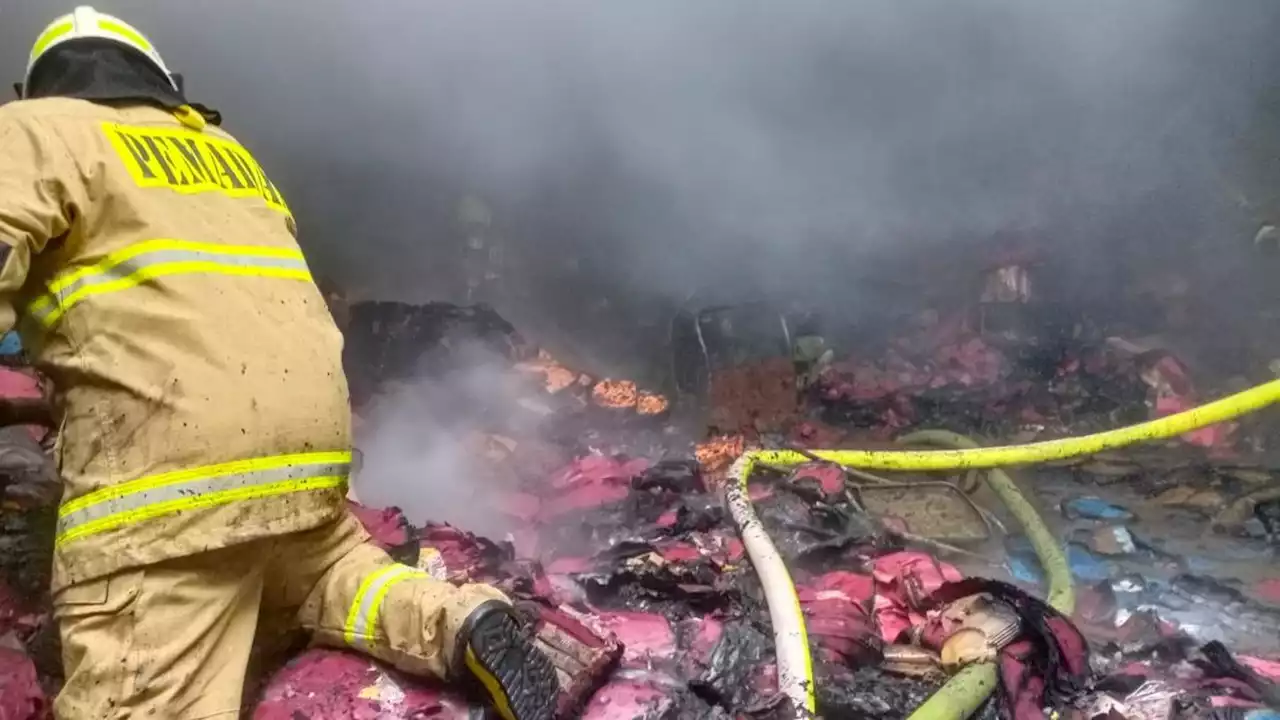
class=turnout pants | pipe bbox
[52,513,506,720]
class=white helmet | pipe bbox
[23,6,177,98]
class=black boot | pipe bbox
[455,600,560,720]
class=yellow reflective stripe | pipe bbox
[98,19,152,53]
[30,21,74,63]
[37,263,310,328]
[60,450,351,518]
[43,239,305,299]
[343,564,426,648]
[27,240,311,328]
[56,474,346,548]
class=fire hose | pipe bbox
[724,377,1280,718]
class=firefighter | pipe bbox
[0,8,558,719]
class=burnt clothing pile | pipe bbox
[4,299,1279,720]
[807,318,1213,449]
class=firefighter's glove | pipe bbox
[454,600,560,720]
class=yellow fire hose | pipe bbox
[723,378,1280,718]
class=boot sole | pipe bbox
[465,609,560,720]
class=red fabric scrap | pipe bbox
[1209,696,1264,709]
[655,509,679,528]
[578,612,677,667]
[1238,655,1280,683]
[654,533,743,568]
[537,456,650,519]
[0,648,44,720]
[0,367,47,444]
[995,612,1088,720]
[346,501,410,550]
[798,572,881,664]
[791,463,847,497]
[1145,355,1236,452]
[654,541,703,564]
[1253,578,1280,605]
[874,552,963,610]
[419,523,497,583]
[580,680,671,720]
[871,552,962,644]
[254,649,474,719]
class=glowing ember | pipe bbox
[695,434,745,473]
[515,349,579,394]
[592,379,639,409]
[636,391,669,416]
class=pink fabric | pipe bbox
[871,552,963,643]
[580,680,671,720]
[1238,655,1280,682]
[1209,696,1264,709]
[536,456,650,519]
[0,367,47,443]
[798,572,881,664]
[579,612,677,666]
[791,463,847,496]
[1255,578,1280,605]
[0,648,43,720]
[0,369,39,399]
[254,649,473,720]
[1147,356,1235,451]
[346,501,410,549]
[419,523,497,583]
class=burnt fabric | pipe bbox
[520,603,622,717]
[0,97,352,590]
[55,515,506,719]
[927,579,1089,720]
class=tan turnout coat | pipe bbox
[0,98,350,590]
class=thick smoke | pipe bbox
[349,340,535,535]
[4,1,1280,524]
[4,1,1277,314]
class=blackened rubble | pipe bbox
[3,296,1280,719]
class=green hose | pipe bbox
[899,431,1075,720]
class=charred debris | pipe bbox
[4,254,1280,719]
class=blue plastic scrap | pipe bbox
[0,332,20,356]
[1066,543,1113,582]
[1062,496,1134,521]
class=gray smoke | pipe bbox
[4,1,1280,525]
[4,1,1276,314]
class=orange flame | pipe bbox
[695,434,745,473]
[636,391,670,416]
[592,379,638,409]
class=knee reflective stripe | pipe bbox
[344,564,427,649]
[55,451,350,547]
[27,239,313,328]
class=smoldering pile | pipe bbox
[3,296,1280,720]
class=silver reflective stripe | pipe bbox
[32,249,310,323]
[349,565,423,649]
[56,461,348,536]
